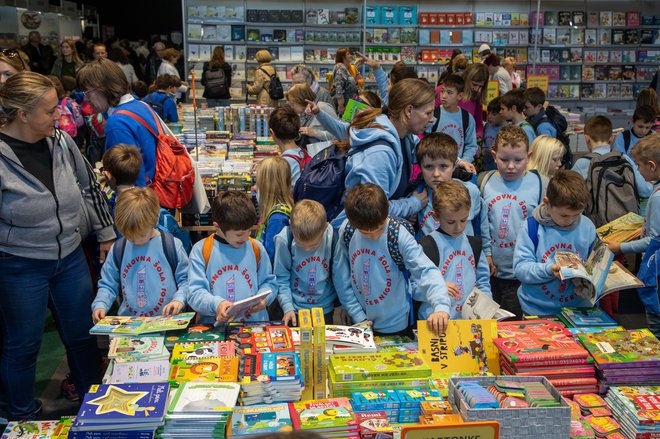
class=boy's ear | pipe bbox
[542,196,550,206]
[490,148,497,160]
[429,210,440,221]
[212,221,220,230]
[608,134,614,144]
[649,160,658,172]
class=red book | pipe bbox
[420,13,429,25]
[494,321,588,363]
[429,13,438,25]
[497,320,572,338]
[465,13,473,25]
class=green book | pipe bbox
[342,98,369,122]
[329,352,431,382]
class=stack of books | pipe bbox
[103,336,171,384]
[578,329,660,392]
[605,386,660,439]
[350,389,442,424]
[158,382,240,439]
[559,307,619,329]
[228,403,293,436]
[168,341,239,387]
[325,325,377,354]
[288,397,359,438]
[238,352,304,405]
[494,320,597,396]
[164,324,226,349]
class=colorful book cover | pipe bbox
[167,382,239,414]
[230,403,293,435]
[108,336,167,359]
[561,307,619,327]
[351,390,400,411]
[341,99,369,122]
[1,421,59,439]
[171,342,221,362]
[355,411,393,439]
[289,398,357,431]
[596,212,644,243]
[494,321,588,363]
[76,383,169,423]
[90,313,194,335]
[329,352,431,382]
[259,352,303,383]
[578,330,660,368]
[606,386,660,425]
[417,320,499,375]
[234,326,294,354]
[109,359,170,384]
[169,357,239,385]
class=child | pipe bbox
[49,75,84,141]
[92,187,188,321]
[334,183,450,336]
[144,74,180,123]
[605,134,660,336]
[483,97,507,171]
[269,107,308,186]
[513,170,597,316]
[429,74,478,170]
[527,135,566,179]
[480,125,547,318]
[255,156,294,263]
[417,181,492,319]
[612,105,655,155]
[500,90,536,146]
[188,191,277,324]
[101,144,142,215]
[273,200,337,326]
[522,87,557,138]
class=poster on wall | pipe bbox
[17,9,60,45]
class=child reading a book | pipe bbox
[480,125,547,318]
[513,170,598,316]
[273,200,337,326]
[417,181,492,319]
[612,105,655,156]
[334,183,450,336]
[269,107,308,186]
[188,191,277,323]
[483,97,506,171]
[92,187,189,322]
[499,90,536,146]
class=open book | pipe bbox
[555,240,643,305]
[225,290,272,322]
[90,312,195,335]
[461,288,516,321]
[596,212,644,243]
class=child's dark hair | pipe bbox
[102,144,143,186]
[132,80,148,99]
[389,62,417,86]
[487,96,502,114]
[483,54,501,67]
[344,183,388,231]
[416,132,459,164]
[523,87,546,107]
[48,75,65,99]
[494,125,529,151]
[212,191,257,231]
[441,74,465,94]
[155,74,181,90]
[60,75,77,93]
[360,91,382,108]
[269,106,300,141]
[633,105,657,124]
[546,170,589,211]
[584,115,612,143]
[500,89,525,113]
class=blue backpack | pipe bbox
[143,92,166,120]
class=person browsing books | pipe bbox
[499,90,536,146]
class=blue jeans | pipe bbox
[0,246,101,419]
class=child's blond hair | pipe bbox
[631,133,660,165]
[527,135,565,178]
[431,180,471,214]
[115,187,159,242]
[493,125,529,151]
[256,157,294,222]
[290,200,327,242]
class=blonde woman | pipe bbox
[50,39,83,79]
[287,83,337,144]
[255,156,294,262]
[247,49,278,107]
[527,135,566,178]
[503,56,521,89]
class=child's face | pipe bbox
[492,142,530,181]
[632,156,659,182]
[440,86,459,108]
[357,220,387,241]
[215,225,252,249]
[549,151,564,176]
[432,207,469,237]
[544,199,583,228]
[295,229,326,252]
[632,119,654,138]
[487,111,504,125]
[129,229,156,246]
[523,101,542,118]
[421,157,455,188]
[499,105,514,121]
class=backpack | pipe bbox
[112,231,179,287]
[201,235,261,271]
[255,204,292,242]
[143,93,165,120]
[259,67,284,101]
[158,208,192,252]
[621,130,649,155]
[57,99,78,137]
[430,106,470,158]
[81,101,105,138]
[204,66,228,98]
[419,234,483,268]
[283,148,312,172]
[62,97,84,128]
[584,152,640,228]
[530,106,573,167]
[114,106,195,209]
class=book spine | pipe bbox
[311,307,326,399]
[288,402,301,430]
[298,309,314,401]
[510,352,588,363]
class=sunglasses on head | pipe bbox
[0,49,27,69]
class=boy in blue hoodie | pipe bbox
[143,74,180,123]
[612,105,655,156]
[522,87,556,138]
[483,97,507,171]
[92,187,188,321]
[274,200,337,326]
[188,191,278,323]
[101,144,142,216]
[500,90,536,146]
[480,125,547,318]
[334,183,450,336]
[417,181,492,319]
[269,107,308,186]
[513,170,598,316]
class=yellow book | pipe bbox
[597,212,644,243]
[311,307,326,399]
[298,309,314,401]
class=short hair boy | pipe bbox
[513,170,598,315]
[613,105,656,155]
[269,107,306,185]
[144,74,180,123]
[417,181,492,319]
[480,125,547,318]
[92,187,188,321]
[334,183,450,336]
[500,89,536,145]
[430,74,478,167]
[102,144,142,191]
[187,191,277,323]
[273,200,337,326]
[483,96,507,171]
[522,87,557,138]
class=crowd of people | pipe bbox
[0,38,659,426]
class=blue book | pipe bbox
[399,6,417,25]
[561,307,619,327]
[68,430,155,439]
[351,390,400,411]
[76,383,169,424]
[395,389,441,408]
[230,403,292,435]
[365,6,379,24]
[259,352,303,383]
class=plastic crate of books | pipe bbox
[448,376,571,439]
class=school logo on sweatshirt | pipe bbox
[121,257,169,316]
[487,194,530,248]
[293,256,330,303]
[210,264,254,293]
[351,248,394,306]
[440,123,464,145]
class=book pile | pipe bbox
[228,403,293,436]
[350,389,442,424]
[158,382,240,439]
[70,383,169,438]
[168,341,239,387]
[289,397,359,438]
[559,307,620,329]
[605,386,660,439]
[1,419,64,439]
[373,334,417,354]
[238,352,304,405]
[325,325,377,354]
[578,329,660,392]
[103,336,171,384]
[494,320,597,396]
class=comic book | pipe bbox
[578,330,660,369]
[89,313,194,335]
[597,212,644,243]
[329,352,431,382]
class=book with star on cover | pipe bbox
[74,383,169,424]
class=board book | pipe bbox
[234,325,294,354]
[108,336,168,359]
[75,383,169,424]
[169,356,239,385]
[164,324,225,348]
[229,403,293,435]
[289,397,358,432]
[578,329,660,369]
[167,382,240,415]
[90,313,194,335]
[329,352,431,382]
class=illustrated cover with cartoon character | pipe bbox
[329,353,431,382]
[578,329,660,369]
[289,397,357,432]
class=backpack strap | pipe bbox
[386,218,406,273]
[114,108,164,140]
[460,108,470,157]
[431,106,442,133]
[283,149,310,170]
[467,236,482,268]
[113,237,128,269]
[623,130,632,154]
[250,237,261,270]
[342,222,356,249]
[160,231,179,284]
[202,234,261,271]
[528,169,543,204]
[258,66,275,79]
[419,235,440,266]
[479,170,497,194]
[526,216,540,253]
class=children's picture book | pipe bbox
[355,411,393,439]
[164,324,225,348]
[75,383,169,424]
[289,397,357,432]
[578,329,660,368]
[461,288,516,321]
[229,403,293,435]
[1,421,59,439]
[351,390,400,411]
[233,325,294,354]
[169,356,239,385]
[225,290,272,322]
[330,352,431,382]
[606,386,660,425]
[493,321,588,363]
[171,342,226,363]
[560,306,619,327]
[596,212,644,243]
[108,336,168,360]
[418,320,499,375]
[107,359,170,384]
[167,382,240,414]
[90,313,194,335]
[325,325,375,352]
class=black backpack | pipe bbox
[419,234,483,268]
[259,67,284,101]
[204,66,228,98]
[531,106,573,167]
[143,93,165,119]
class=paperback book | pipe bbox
[461,288,516,321]
[289,397,358,432]
[108,336,168,360]
[596,212,645,243]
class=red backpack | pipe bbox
[114,107,194,209]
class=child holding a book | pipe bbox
[92,187,189,322]
[273,200,337,326]
[499,90,536,146]
[188,191,277,323]
[417,180,492,319]
[513,170,598,316]
[269,107,308,186]
[334,183,450,336]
